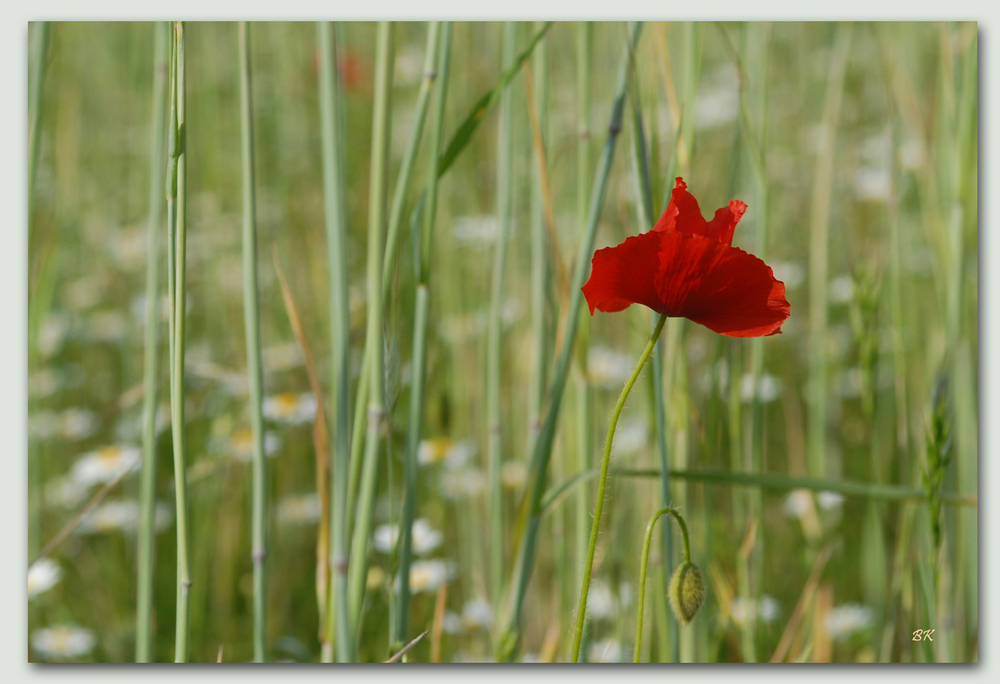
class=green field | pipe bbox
[26,21,977,663]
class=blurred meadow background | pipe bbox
[26,21,977,663]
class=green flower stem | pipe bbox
[395,21,452,650]
[135,20,169,664]
[346,21,393,658]
[498,23,643,662]
[166,21,192,664]
[237,21,267,663]
[570,312,666,663]
[634,506,691,662]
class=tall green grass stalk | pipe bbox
[166,20,192,663]
[738,21,771,662]
[486,21,517,614]
[237,21,268,663]
[316,21,353,664]
[626,51,679,663]
[527,22,549,456]
[383,22,442,297]
[26,20,51,562]
[571,312,667,663]
[498,22,643,662]
[395,21,452,650]
[571,20,593,661]
[28,21,50,229]
[347,20,444,552]
[806,24,852,479]
[346,21,394,658]
[135,20,169,664]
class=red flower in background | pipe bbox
[582,177,790,337]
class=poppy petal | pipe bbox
[654,232,790,337]
[652,177,746,246]
[582,230,667,315]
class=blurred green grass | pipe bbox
[27,21,976,663]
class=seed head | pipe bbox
[668,561,705,625]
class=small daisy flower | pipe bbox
[37,313,70,358]
[57,408,100,442]
[77,500,172,535]
[783,489,813,519]
[373,518,443,556]
[418,438,452,466]
[263,392,317,425]
[825,604,874,640]
[28,558,62,599]
[588,638,623,663]
[452,215,499,247]
[277,493,321,526]
[587,347,634,387]
[46,476,88,509]
[817,491,845,510]
[730,595,781,627]
[461,597,493,631]
[228,428,282,462]
[439,468,486,499]
[586,579,616,621]
[613,418,648,454]
[828,274,855,305]
[500,461,528,490]
[31,625,96,661]
[404,559,453,594]
[442,611,463,635]
[262,343,304,373]
[741,373,783,403]
[770,262,805,290]
[70,445,140,487]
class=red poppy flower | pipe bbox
[582,177,790,337]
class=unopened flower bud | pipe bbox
[668,562,705,625]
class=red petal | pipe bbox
[582,230,668,315]
[652,177,747,246]
[654,232,790,337]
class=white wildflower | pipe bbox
[263,392,317,424]
[28,558,62,598]
[440,468,486,499]
[70,445,140,487]
[277,493,321,526]
[825,604,874,640]
[588,347,633,387]
[588,638,623,663]
[828,274,855,305]
[373,518,443,555]
[817,491,845,510]
[461,597,493,631]
[31,625,96,660]
[228,428,282,462]
[741,373,783,403]
[405,559,453,594]
[500,461,528,490]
